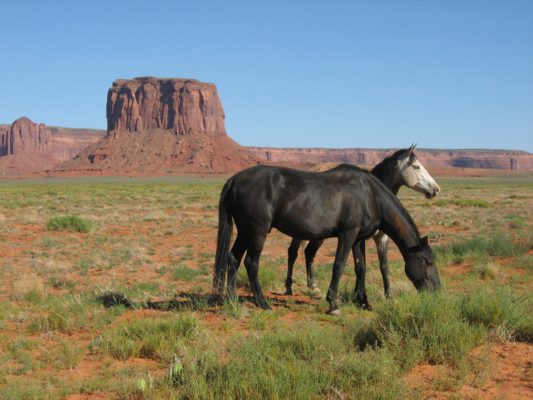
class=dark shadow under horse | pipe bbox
[213,164,441,314]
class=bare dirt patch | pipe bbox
[406,342,533,399]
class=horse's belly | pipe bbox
[272,216,337,240]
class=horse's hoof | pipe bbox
[311,286,321,293]
[327,309,342,316]
[284,290,293,296]
[358,303,372,311]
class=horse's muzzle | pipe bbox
[425,186,440,199]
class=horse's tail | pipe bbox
[213,178,234,294]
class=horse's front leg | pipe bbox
[285,238,301,295]
[353,240,371,309]
[304,239,324,291]
[326,231,358,315]
[374,232,392,298]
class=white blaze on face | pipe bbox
[399,155,440,198]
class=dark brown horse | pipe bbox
[213,164,440,314]
[285,145,440,309]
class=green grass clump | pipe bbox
[429,198,490,208]
[361,292,485,368]
[505,214,526,229]
[28,294,123,334]
[249,310,276,330]
[0,381,48,400]
[46,215,93,233]
[100,313,199,362]
[177,322,404,399]
[1,337,37,376]
[47,275,77,290]
[471,262,499,279]
[28,296,93,334]
[435,232,527,262]
[236,263,282,292]
[171,264,208,281]
[460,288,533,342]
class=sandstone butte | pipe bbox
[57,77,258,175]
[1,76,532,176]
[0,117,105,176]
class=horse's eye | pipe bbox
[412,164,420,170]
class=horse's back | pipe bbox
[227,165,382,240]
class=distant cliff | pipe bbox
[246,147,533,171]
[0,117,105,175]
[1,117,51,155]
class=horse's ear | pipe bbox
[408,143,417,160]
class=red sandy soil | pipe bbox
[406,342,533,399]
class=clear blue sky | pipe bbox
[1,1,532,151]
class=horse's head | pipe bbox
[398,144,440,199]
[405,236,441,291]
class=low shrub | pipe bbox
[352,292,485,368]
[460,288,533,342]
[28,294,124,334]
[435,232,527,261]
[100,313,199,362]
[505,215,526,229]
[46,215,93,233]
[28,296,93,334]
[471,262,499,279]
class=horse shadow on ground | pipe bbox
[97,291,315,313]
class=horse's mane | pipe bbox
[372,169,422,243]
[371,148,413,180]
[323,163,368,173]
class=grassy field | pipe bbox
[0,175,531,399]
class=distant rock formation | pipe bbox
[59,77,258,175]
[0,117,105,176]
[0,117,51,156]
[3,77,532,177]
[47,126,107,161]
[246,147,533,172]
[107,77,227,137]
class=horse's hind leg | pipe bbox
[227,233,246,300]
[244,233,270,309]
[304,239,323,291]
[285,238,301,295]
[375,233,391,298]
[326,231,357,315]
[353,240,371,310]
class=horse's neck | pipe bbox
[377,194,420,258]
[371,163,402,195]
